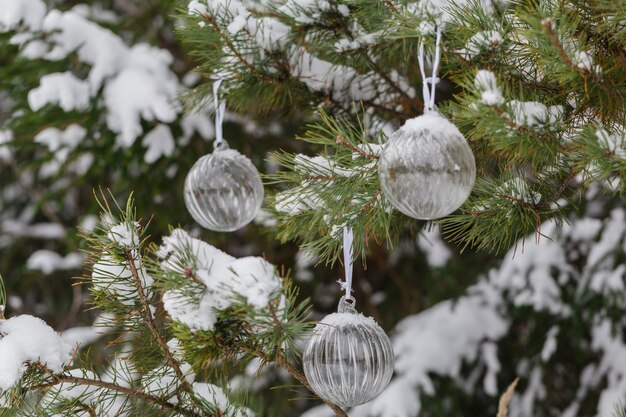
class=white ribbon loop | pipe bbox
[341,226,354,298]
[418,25,442,112]
[213,79,226,148]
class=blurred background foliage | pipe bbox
[1,1,624,416]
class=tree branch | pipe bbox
[123,250,195,397]
[29,374,199,417]
[238,342,349,417]
[336,134,380,159]
[202,13,275,82]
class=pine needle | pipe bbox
[497,378,519,417]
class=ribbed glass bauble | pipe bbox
[184,141,264,232]
[303,297,394,408]
[378,112,476,220]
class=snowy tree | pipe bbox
[0,0,625,417]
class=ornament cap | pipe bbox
[213,138,230,151]
[337,295,357,314]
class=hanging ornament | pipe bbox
[378,27,476,220]
[184,80,264,232]
[303,228,394,408]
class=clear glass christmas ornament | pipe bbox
[303,296,394,408]
[184,140,264,232]
[378,112,476,220]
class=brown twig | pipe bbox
[536,169,579,208]
[336,134,380,159]
[123,250,194,396]
[383,0,399,14]
[491,106,552,142]
[237,343,348,417]
[542,18,587,76]
[77,402,97,417]
[202,13,274,82]
[29,374,197,416]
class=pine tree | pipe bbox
[181,0,625,260]
[0,0,625,417]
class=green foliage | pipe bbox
[267,110,413,264]
[182,0,626,258]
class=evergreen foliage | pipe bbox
[1,1,625,417]
[182,0,626,261]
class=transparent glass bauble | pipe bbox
[378,112,476,220]
[184,141,264,232]
[303,296,394,408]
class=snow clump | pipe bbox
[0,315,73,391]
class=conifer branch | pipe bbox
[237,343,348,417]
[365,55,423,114]
[490,105,552,142]
[123,249,195,397]
[77,403,97,417]
[541,17,595,82]
[336,134,379,159]
[33,374,199,416]
[201,13,274,82]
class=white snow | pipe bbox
[596,128,626,160]
[0,0,46,31]
[142,124,175,164]
[192,383,254,417]
[26,249,84,274]
[0,220,66,239]
[0,130,13,161]
[0,315,73,391]
[460,31,502,60]
[591,319,626,417]
[11,6,186,149]
[508,100,563,128]
[46,368,100,402]
[34,124,86,152]
[416,225,452,268]
[159,229,282,332]
[294,249,317,282]
[104,62,179,147]
[91,221,153,305]
[474,70,505,105]
[541,326,559,362]
[317,311,381,328]
[28,72,91,112]
[499,177,542,205]
[393,283,508,394]
[571,50,601,75]
[106,222,141,248]
[401,112,463,139]
[92,255,154,306]
[142,363,195,402]
[407,0,496,25]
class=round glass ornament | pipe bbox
[303,296,394,408]
[378,112,476,220]
[184,141,264,232]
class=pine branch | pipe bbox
[29,373,199,417]
[237,343,348,417]
[541,18,593,80]
[201,13,273,83]
[122,249,196,401]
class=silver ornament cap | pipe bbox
[303,296,394,408]
[184,141,264,232]
[378,112,476,220]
